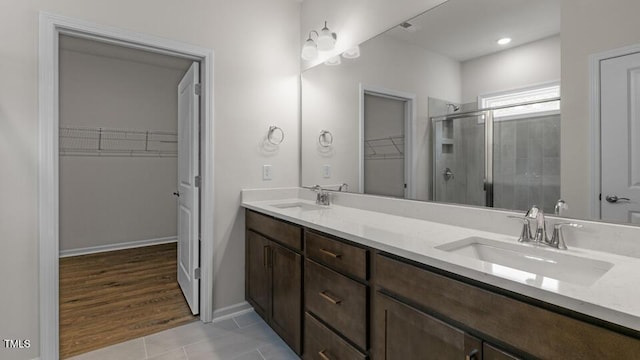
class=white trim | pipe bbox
[477,81,561,122]
[588,44,640,220]
[59,236,177,258]
[38,12,215,359]
[211,301,254,323]
[359,84,417,199]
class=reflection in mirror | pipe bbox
[301,0,562,213]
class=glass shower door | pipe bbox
[432,111,492,207]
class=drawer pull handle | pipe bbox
[318,350,331,360]
[465,349,479,360]
[263,246,268,268]
[320,248,342,259]
[319,290,342,305]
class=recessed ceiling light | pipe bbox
[497,37,512,45]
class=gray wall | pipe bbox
[59,39,191,252]
[0,1,300,358]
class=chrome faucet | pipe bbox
[525,205,547,243]
[509,205,582,250]
[312,185,331,206]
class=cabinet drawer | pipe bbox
[305,259,367,350]
[304,313,366,360]
[305,230,367,280]
[375,253,640,359]
[246,210,302,251]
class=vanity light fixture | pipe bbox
[301,30,319,61]
[324,55,341,66]
[317,21,337,51]
[302,21,338,60]
[341,45,360,59]
[497,37,512,45]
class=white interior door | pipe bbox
[177,62,200,314]
[601,51,640,224]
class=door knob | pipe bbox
[172,192,180,197]
[605,195,630,203]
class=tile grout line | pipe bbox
[182,346,189,359]
[143,337,148,359]
[231,316,241,328]
[256,347,267,360]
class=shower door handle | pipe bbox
[443,167,454,181]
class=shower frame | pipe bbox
[430,97,560,207]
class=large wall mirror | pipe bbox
[301,0,640,226]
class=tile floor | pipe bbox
[68,311,300,360]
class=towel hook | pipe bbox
[318,130,333,147]
[267,125,284,145]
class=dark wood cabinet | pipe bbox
[304,313,367,360]
[374,291,481,360]
[271,242,302,353]
[375,252,640,359]
[483,343,520,360]
[245,209,640,360]
[304,259,367,350]
[245,211,302,355]
[246,230,271,320]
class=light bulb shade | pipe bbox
[342,46,360,59]
[301,39,318,61]
[324,55,341,66]
[317,27,337,51]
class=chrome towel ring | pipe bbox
[267,125,284,145]
[318,130,333,147]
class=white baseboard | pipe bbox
[59,236,177,258]
[210,301,253,323]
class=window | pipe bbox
[479,82,560,121]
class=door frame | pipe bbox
[38,12,215,358]
[589,43,640,219]
[358,84,417,198]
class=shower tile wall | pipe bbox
[494,115,560,213]
[431,97,560,213]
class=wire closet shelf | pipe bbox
[365,135,404,160]
[59,127,178,157]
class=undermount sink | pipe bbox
[436,237,614,287]
[271,202,325,211]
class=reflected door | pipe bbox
[363,93,406,197]
[433,113,487,207]
[601,51,640,224]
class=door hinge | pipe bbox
[194,267,201,279]
[195,175,201,188]
[195,83,201,96]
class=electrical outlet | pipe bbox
[263,165,273,180]
[322,164,331,179]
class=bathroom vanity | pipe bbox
[243,189,640,359]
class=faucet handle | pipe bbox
[507,215,533,243]
[549,222,583,250]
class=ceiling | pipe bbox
[385,0,560,62]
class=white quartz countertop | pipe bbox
[242,197,640,333]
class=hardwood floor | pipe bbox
[59,243,198,359]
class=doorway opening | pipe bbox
[359,85,416,198]
[57,34,200,357]
[38,13,215,359]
